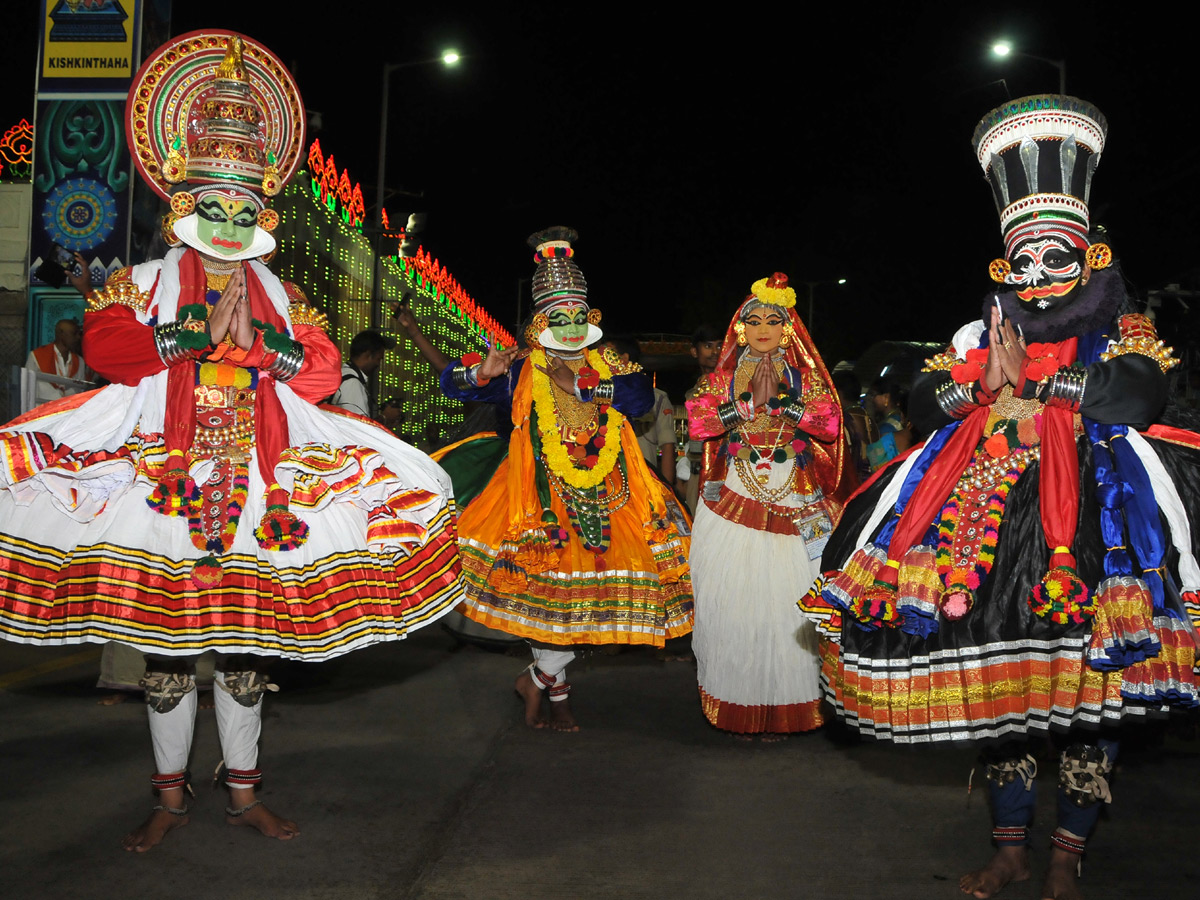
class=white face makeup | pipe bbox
[1004,237,1084,309]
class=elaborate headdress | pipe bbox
[972,95,1107,257]
[715,272,814,375]
[126,30,306,260]
[713,271,849,504]
[525,226,603,351]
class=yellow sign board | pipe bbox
[41,0,137,81]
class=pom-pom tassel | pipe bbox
[1028,548,1095,625]
[846,558,902,630]
[146,450,200,518]
[254,484,310,551]
[190,555,224,588]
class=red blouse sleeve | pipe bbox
[282,323,342,403]
[799,396,841,443]
[82,305,167,385]
[684,373,733,439]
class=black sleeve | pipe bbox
[1079,354,1168,429]
[909,370,954,437]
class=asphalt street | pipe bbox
[1,629,1196,900]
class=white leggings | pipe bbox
[531,648,575,701]
[147,661,263,787]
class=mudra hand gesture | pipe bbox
[207,265,254,350]
[477,344,520,381]
[749,354,778,409]
[534,355,578,393]
[984,304,1027,393]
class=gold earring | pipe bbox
[734,321,747,346]
[170,191,195,216]
[988,259,1011,283]
[779,323,794,347]
[1085,242,1112,270]
[256,208,280,232]
[586,308,602,325]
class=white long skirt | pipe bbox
[690,459,824,733]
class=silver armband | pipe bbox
[450,363,475,391]
[593,379,614,403]
[153,321,193,366]
[1043,366,1086,412]
[934,379,977,420]
[781,400,806,425]
[717,401,744,429]
[264,340,305,382]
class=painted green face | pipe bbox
[547,306,589,348]
[195,195,258,256]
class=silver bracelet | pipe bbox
[1043,366,1087,412]
[450,364,473,391]
[781,400,806,425]
[153,321,192,366]
[934,379,977,419]
[594,379,614,403]
[264,340,304,381]
[717,401,743,429]
[573,375,585,403]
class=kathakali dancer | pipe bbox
[0,31,462,850]
[439,227,693,731]
[800,95,1200,899]
[685,273,847,738]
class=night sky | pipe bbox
[8,5,1199,366]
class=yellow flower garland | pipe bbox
[530,348,625,490]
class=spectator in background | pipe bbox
[831,370,876,487]
[605,336,676,485]
[26,317,91,403]
[331,329,395,419]
[391,298,451,375]
[380,395,406,435]
[679,324,722,513]
[865,375,912,469]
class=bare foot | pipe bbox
[1041,848,1082,900]
[759,733,789,743]
[960,845,1031,898]
[514,670,547,729]
[732,733,754,742]
[198,692,214,711]
[122,788,188,852]
[97,692,128,706]
[548,698,580,732]
[225,789,298,840]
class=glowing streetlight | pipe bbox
[988,39,1065,94]
[442,50,461,66]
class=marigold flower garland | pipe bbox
[530,348,624,490]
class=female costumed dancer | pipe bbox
[686,273,847,738]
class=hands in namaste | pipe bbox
[750,354,778,409]
[209,266,254,350]
[984,304,1027,393]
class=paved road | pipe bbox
[1,631,1196,899]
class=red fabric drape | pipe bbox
[1037,337,1079,556]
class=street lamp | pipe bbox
[803,278,847,340]
[989,39,1066,94]
[371,51,461,328]
[375,50,462,229]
